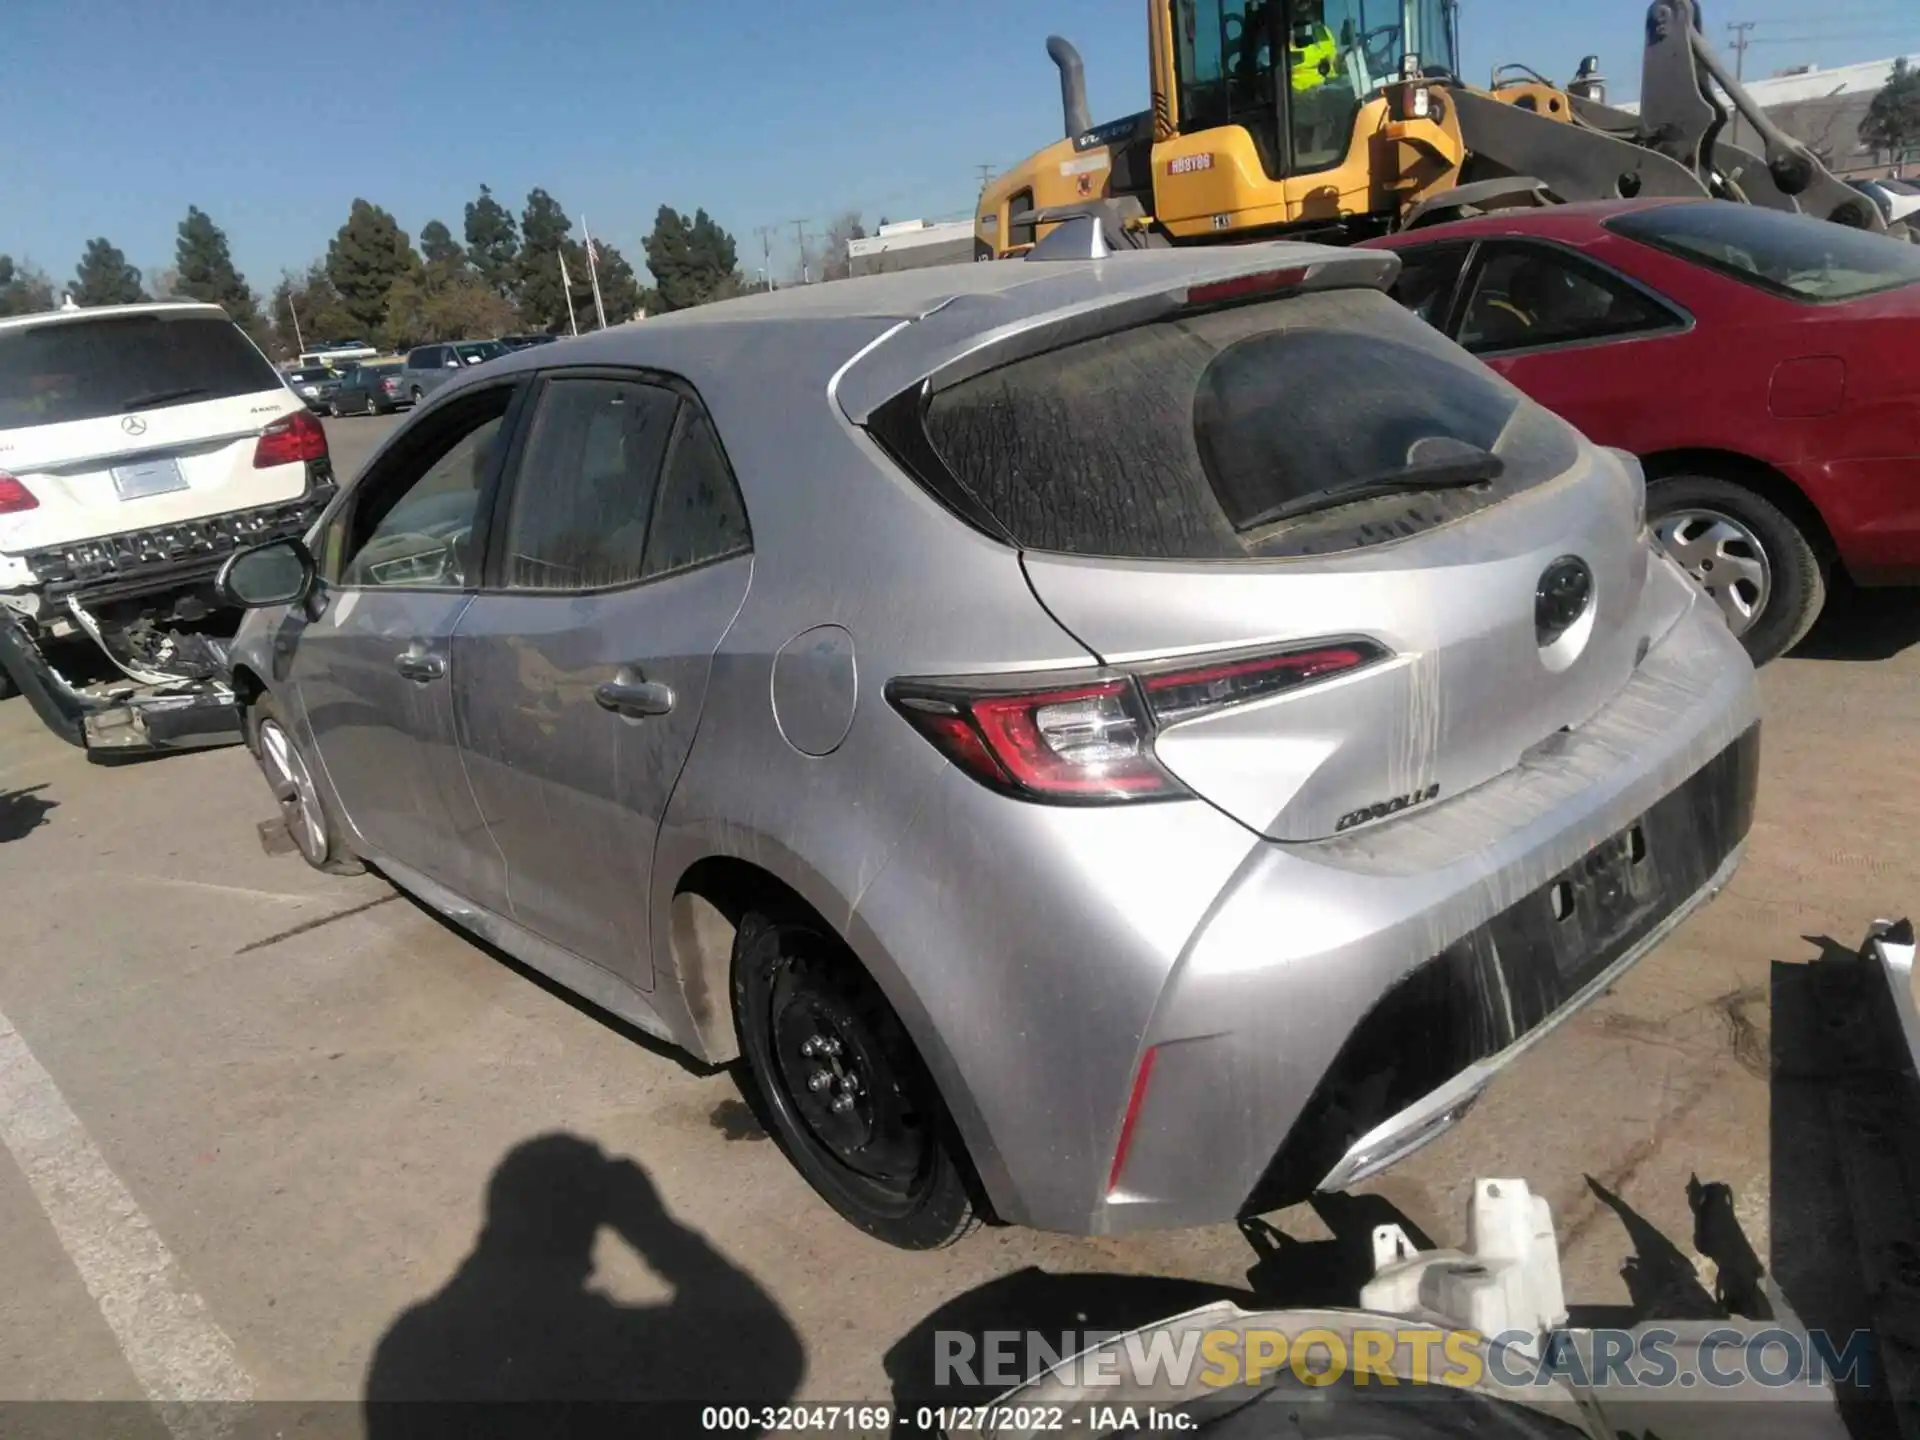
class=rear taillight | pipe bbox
[0,473,38,514]
[253,408,329,469]
[888,640,1385,805]
[891,676,1179,802]
[1139,643,1384,724]
[382,378,400,393]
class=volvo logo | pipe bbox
[1536,556,1593,647]
[121,415,147,436]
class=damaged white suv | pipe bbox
[0,301,336,753]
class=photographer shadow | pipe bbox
[365,1132,803,1437]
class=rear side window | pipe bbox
[1607,202,1920,302]
[501,377,680,591]
[0,313,282,429]
[641,407,752,579]
[914,287,1580,561]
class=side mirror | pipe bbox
[216,538,315,609]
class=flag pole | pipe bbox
[558,252,579,336]
[581,216,609,329]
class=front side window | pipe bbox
[1456,244,1672,353]
[1607,201,1920,302]
[500,377,680,592]
[332,391,511,589]
[1386,243,1471,327]
[913,284,1577,561]
[0,313,282,429]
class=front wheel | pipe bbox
[1648,474,1827,666]
[733,917,981,1249]
[249,695,363,875]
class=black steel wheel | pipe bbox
[733,916,981,1248]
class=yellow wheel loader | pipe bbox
[975,0,1888,260]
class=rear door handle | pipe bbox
[394,649,447,683]
[595,674,674,718]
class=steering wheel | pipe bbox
[1357,23,1403,76]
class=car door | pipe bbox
[453,370,753,988]
[288,380,525,907]
[1448,240,1688,441]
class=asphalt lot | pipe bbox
[1,411,1917,1423]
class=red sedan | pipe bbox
[1363,199,1920,663]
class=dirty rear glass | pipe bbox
[917,287,1580,560]
[0,313,283,431]
[1608,201,1920,303]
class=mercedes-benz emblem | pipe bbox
[1536,555,1594,647]
[122,415,147,436]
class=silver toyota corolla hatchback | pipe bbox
[219,239,1759,1249]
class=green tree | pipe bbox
[585,236,644,323]
[173,206,257,324]
[271,261,359,357]
[513,188,591,332]
[642,206,743,311]
[326,199,420,338]
[464,183,520,299]
[0,256,55,317]
[381,270,521,350]
[420,219,466,271]
[72,238,147,306]
[1861,58,1920,166]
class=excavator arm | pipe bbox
[1422,0,1883,230]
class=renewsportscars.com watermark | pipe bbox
[934,1325,1877,1395]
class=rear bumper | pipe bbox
[874,587,1759,1236]
[0,612,241,755]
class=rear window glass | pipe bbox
[0,313,282,430]
[915,287,1580,560]
[1607,202,1920,302]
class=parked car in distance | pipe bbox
[401,341,509,404]
[329,360,409,416]
[297,340,377,369]
[284,366,341,414]
[497,333,560,351]
[1363,199,1920,664]
[1847,176,1920,233]
[216,244,1758,1248]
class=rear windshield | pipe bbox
[913,287,1580,560]
[0,312,282,430]
[288,368,331,382]
[364,362,403,376]
[1607,202,1920,302]
[455,341,506,364]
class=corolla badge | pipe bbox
[1536,556,1593,647]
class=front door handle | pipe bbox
[595,673,674,718]
[394,649,447,683]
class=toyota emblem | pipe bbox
[122,415,147,436]
[1536,555,1594,647]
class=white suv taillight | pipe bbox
[0,473,38,514]
[888,640,1387,804]
[253,408,329,468]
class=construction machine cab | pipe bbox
[1171,0,1458,180]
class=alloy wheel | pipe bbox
[257,718,328,867]
[1653,507,1772,637]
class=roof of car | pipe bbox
[1360,197,1706,248]
[0,300,230,333]
[456,240,1401,422]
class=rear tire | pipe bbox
[1648,473,1826,666]
[733,916,981,1249]
[248,694,363,875]
[0,669,16,701]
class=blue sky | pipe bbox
[6,0,1916,295]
